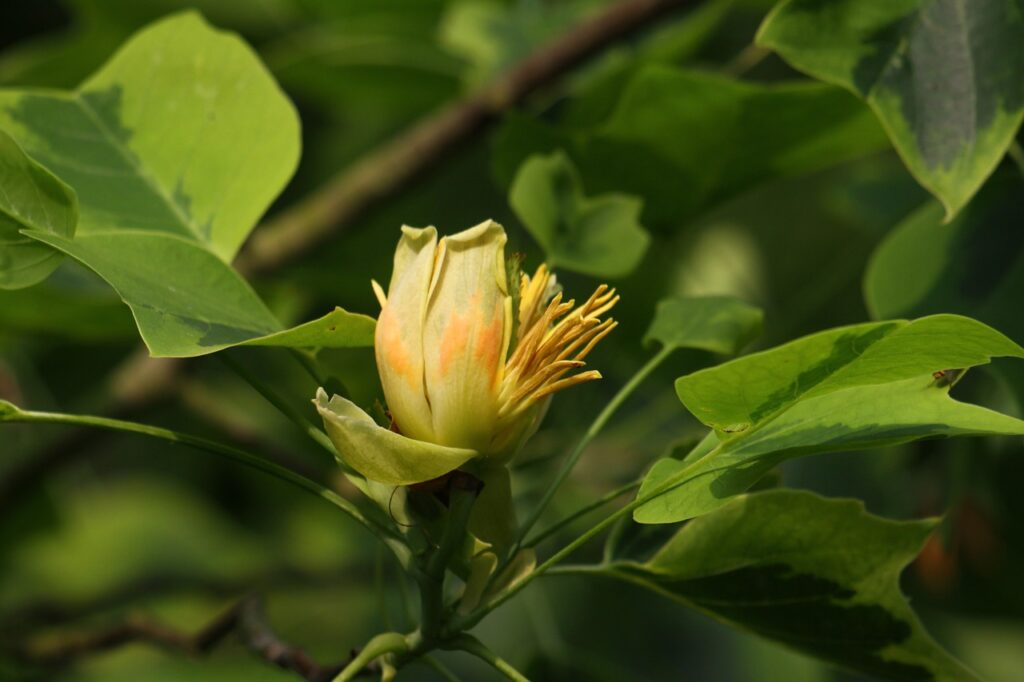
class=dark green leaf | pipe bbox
[644,295,762,354]
[636,315,1024,523]
[864,170,1024,338]
[0,130,77,289]
[0,264,136,341]
[494,66,888,229]
[607,490,978,681]
[757,0,1024,217]
[509,150,649,277]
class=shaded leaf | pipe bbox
[644,295,762,354]
[0,130,77,289]
[757,0,1024,218]
[605,490,978,681]
[439,0,586,88]
[863,169,1024,408]
[509,150,649,278]
[864,170,1024,339]
[635,315,1024,523]
[494,66,888,229]
[0,265,157,342]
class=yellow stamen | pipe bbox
[496,265,617,423]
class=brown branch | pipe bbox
[235,0,692,275]
[1,564,373,635]
[9,595,375,682]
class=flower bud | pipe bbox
[316,219,617,485]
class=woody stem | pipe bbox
[418,477,480,641]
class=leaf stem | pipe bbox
[523,479,641,549]
[514,345,674,551]
[289,348,326,385]
[444,634,530,682]
[453,437,726,632]
[333,632,409,682]
[0,406,406,558]
[219,353,338,456]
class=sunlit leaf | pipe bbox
[757,0,1024,218]
[635,315,1024,523]
[605,490,979,681]
[509,151,649,277]
[0,130,77,289]
[26,230,374,357]
[0,12,372,357]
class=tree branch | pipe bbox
[8,595,376,682]
[235,0,691,276]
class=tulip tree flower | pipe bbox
[315,219,617,486]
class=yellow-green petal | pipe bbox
[375,225,438,443]
[422,219,511,451]
[314,388,476,486]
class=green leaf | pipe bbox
[644,295,763,355]
[439,0,585,89]
[635,315,1024,523]
[494,67,888,229]
[509,150,649,278]
[864,170,1024,338]
[757,0,1024,218]
[0,11,322,357]
[24,231,374,357]
[863,169,1024,408]
[605,490,979,681]
[0,129,77,289]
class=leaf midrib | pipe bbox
[74,91,202,247]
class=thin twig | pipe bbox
[8,595,376,682]
[0,565,373,635]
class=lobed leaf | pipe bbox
[509,150,649,278]
[636,315,1024,523]
[757,0,1024,218]
[604,490,979,681]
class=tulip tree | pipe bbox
[2,5,1023,682]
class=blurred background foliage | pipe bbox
[1,0,1023,680]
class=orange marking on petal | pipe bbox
[376,307,416,386]
[475,300,505,383]
[438,312,470,377]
